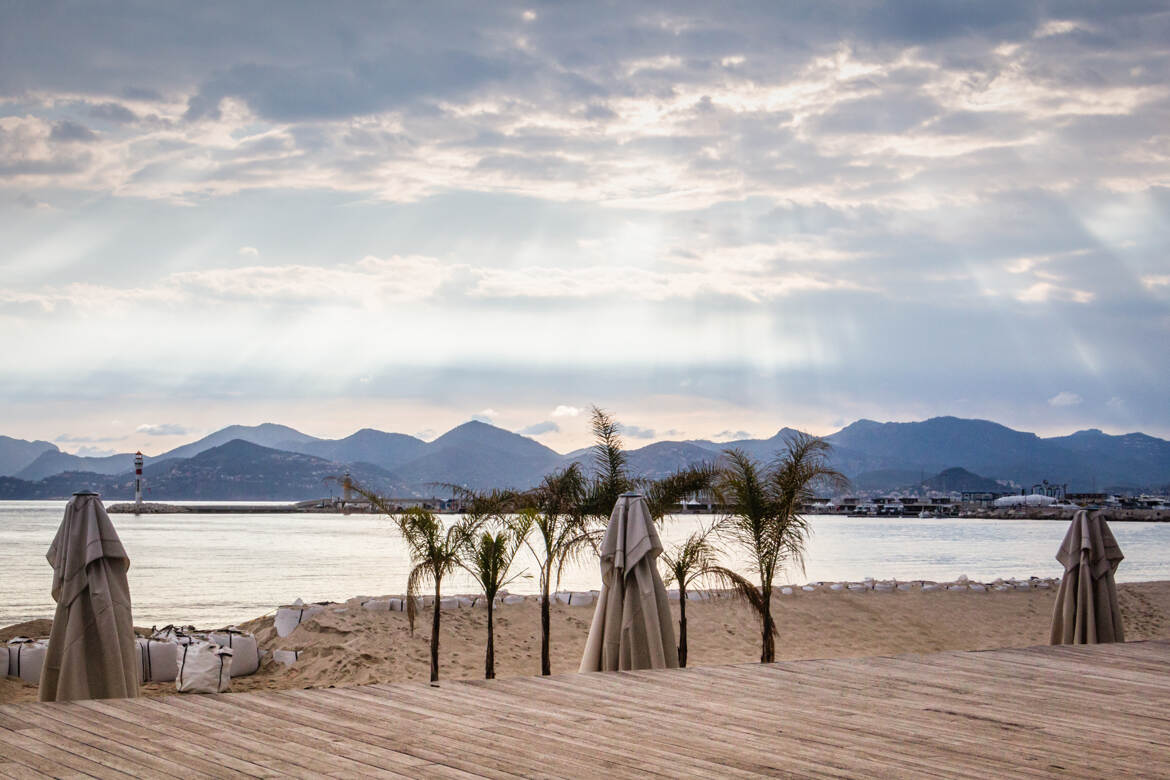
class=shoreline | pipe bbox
[5,578,1168,705]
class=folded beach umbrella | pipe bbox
[1050,509,1125,645]
[580,493,679,672]
[39,491,139,701]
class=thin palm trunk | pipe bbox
[540,571,552,675]
[678,584,689,668]
[430,581,441,682]
[760,587,775,663]
[485,601,495,679]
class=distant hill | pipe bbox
[2,415,1168,498]
[285,428,427,471]
[922,467,1004,493]
[0,435,58,477]
[155,423,320,462]
[390,420,564,491]
[16,449,136,481]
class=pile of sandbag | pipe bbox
[137,625,261,688]
[6,637,48,684]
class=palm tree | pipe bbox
[355,488,481,682]
[712,433,846,663]
[458,495,532,679]
[521,464,591,676]
[660,522,721,668]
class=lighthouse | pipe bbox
[134,451,144,510]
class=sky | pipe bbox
[1,1,1169,456]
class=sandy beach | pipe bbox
[4,580,1169,705]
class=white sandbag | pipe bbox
[176,642,232,694]
[801,585,817,592]
[897,583,914,591]
[923,584,942,592]
[0,646,6,679]
[554,591,572,605]
[968,583,987,593]
[874,583,894,592]
[439,597,459,610]
[667,588,680,601]
[272,649,301,666]
[847,583,867,591]
[569,592,595,607]
[6,638,48,684]
[152,625,203,645]
[686,589,709,601]
[829,583,845,591]
[363,598,391,612]
[455,596,474,608]
[274,604,326,638]
[1036,582,1051,589]
[502,595,526,605]
[207,629,260,677]
[947,584,968,591]
[994,584,1011,591]
[780,587,794,596]
[136,637,180,683]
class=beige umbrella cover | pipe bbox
[39,492,139,701]
[1050,509,1125,645]
[580,493,679,672]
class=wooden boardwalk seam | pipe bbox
[1,640,1167,778]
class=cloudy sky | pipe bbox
[2,1,1169,455]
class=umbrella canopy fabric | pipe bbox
[39,492,139,701]
[580,493,679,672]
[1050,509,1125,645]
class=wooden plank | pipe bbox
[0,641,1167,779]
[4,703,209,779]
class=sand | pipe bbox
[4,580,1169,704]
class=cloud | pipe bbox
[1048,392,1083,408]
[1142,275,1170,290]
[518,421,558,435]
[472,408,498,423]
[714,430,752,441]
[237,246,260,256]
[74,445,118,457]
[49,120,98,143]
[136,423,191,436]
[622,424,655,439]
[551,405,581,417]
[55,434,122,443]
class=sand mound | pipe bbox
[3,582,1168,706]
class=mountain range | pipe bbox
[1,416,1167,500]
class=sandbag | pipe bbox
[152,625,203,645]
[0,646,6,678]
[136,637,180,683]
[207,629,260,677]
[175,642,232,694]
[272,649,300,666]
[7,638,48,684]
[274,603,326,637]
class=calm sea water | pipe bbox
[3,501,1169,628]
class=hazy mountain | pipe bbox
[1045,429,1170,487]
[285,428,427,471]
[922,467,1004,493]
[0,439,414,501]
[0,435,58,477]
[15,450,136,481]
[848,469,925,492]
[390,420,563,491]
[2,416,1168,498]
[155,423,320,462]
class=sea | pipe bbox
[3,500,1169,628]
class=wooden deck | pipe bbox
[2,640,1168,778]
